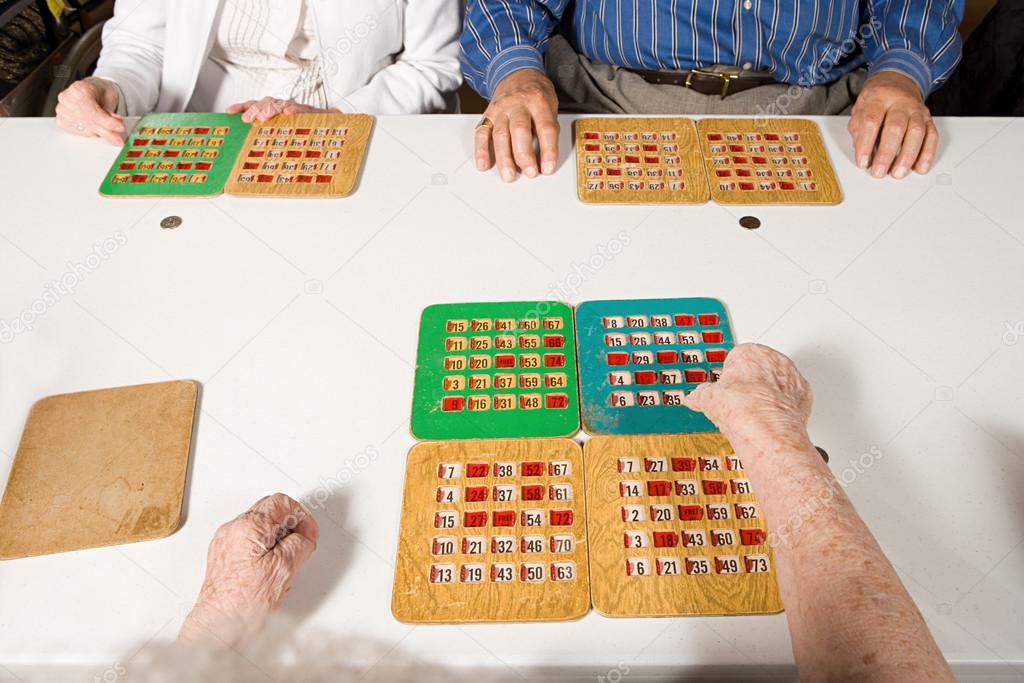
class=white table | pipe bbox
[0,115,1022,681]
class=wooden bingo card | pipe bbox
[392,439,590,623]
[226,113,374,198]
[575,117,709,204]
[698,118,842,205]
[411,302,580,441]
[585,433,782,617]
[100,114,248,197]
[575,298,733,435]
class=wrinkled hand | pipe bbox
[226,97,337,123]
[683,344,813,456]
[55,77,125,146]
[179,493,319,646]
[476,68,560,182]
[849,71,938,179]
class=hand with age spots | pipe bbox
[683,343,814,458]
[179,493,319,646]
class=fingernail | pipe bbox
[919,162,931,174]
[857,156,869,169]
[500,167,516,183]
[476,158,487,171]
[892,166,908,179]
[523,166,538,178]
[541,160,555,175]
[871,165,885,178]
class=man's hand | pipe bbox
[226,97,337,123]
[179,493,319,646]
[55,77,125,146]
[476,69,560,182]
[849,71,938,179]
[683,344,813,457]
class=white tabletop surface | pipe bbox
[0,115,1022,681]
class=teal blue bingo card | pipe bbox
[575,298,734,434]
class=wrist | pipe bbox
[485,44,545,99]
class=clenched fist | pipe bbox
[179,493,319,646]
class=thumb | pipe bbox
[275,530,317,571]
[682,382,715,415]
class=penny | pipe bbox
[739,215,761,230]
[160,216,182,230]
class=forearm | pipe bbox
[864,0,965,96]
[735,432,952,682]
[460,0,569,98]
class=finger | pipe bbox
[531,105,560,175]
[248,493,317,543]
[870,109,909,178]
[474,118,495,171]
[508,110,539,177]
[282,103,312,115]
[491,116,518,182]
[227,100,258,114]
[681,383,715,414]
[241,97,274,123]
[851,104,884,171]
[891,112,927,179]
[276,531,317,570]
[915,120,939,174]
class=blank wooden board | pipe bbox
[575,117,710,204]
[0,381,198,560]
[225,113,374,198]
[697,118,842,205]
[585,434,783,617]
[392,439,590,623]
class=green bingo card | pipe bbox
[99,113,249,197]
[411,302,581,440]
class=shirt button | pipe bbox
[743,0,752,9]
[742,62,753,70]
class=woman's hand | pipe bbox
[226,97,337,123]
[179,493,319,646]
[55,77,125,146]
[683,343,814,457]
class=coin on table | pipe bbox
[160,216,183,230]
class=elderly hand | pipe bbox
[476,68,560,182]
[179,493,319,646]
[848,70,938,179]
[683,344,813,457]
[226,97,337,123]
[55,77,125,146]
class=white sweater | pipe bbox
[93,0,463,116]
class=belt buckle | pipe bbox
[685,67,741,98]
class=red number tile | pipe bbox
[550,509,574,526]
[521,461,545,477]
[684,369,707,383]
[706,348,728,363]
[678,504,704,521]
[316,175,332,183]
[466,462,489,478]
[702,480,728,495]
[545,393,569,409]
[521,485,545,501]
[635,370,658,385]
[495,354,516,368]
[740,528,767,545]
[492,510,516,527]
[646,480,672,496]
[702,330,724,343]
[544,354,566,368]
[464,511,488,527]
[441,396,465,412]
[653,531,679,548]
[656,350,678,364]
[464,486,488,502]
[543,335,565,348]
[672,457,696,472]
[607,352,629,366]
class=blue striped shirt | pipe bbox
[461,0,963,100]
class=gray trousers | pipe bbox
[544,35,866,116]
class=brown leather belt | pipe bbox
[622,66,778,98]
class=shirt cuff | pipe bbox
[869,48,933,98]
[484,44,546,99]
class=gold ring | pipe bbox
[476,116,494,130]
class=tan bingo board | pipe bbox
[0,381,198,560]
[225,112,374,198]
[698,117,842,205]
[585,433,782,617]
[575,117,710,205]
[392,439,590,623]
